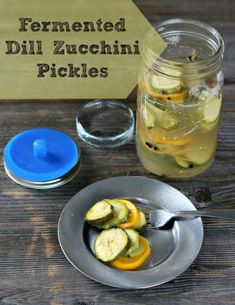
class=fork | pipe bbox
[146,209,235,229]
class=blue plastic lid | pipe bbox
[4,128,80,182]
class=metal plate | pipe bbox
[58,176,203,289]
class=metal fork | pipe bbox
[146,209,235,229]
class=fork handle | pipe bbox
[174,209,235,221]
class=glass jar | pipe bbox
[136,19,224,178]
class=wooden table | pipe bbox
[0,1,235,304]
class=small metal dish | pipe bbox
[58,176,203,289]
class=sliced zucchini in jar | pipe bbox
[132,211,147,231]
[140,72,186,104]
[183,148,213,165]
[159,112,178,129]
[175,157,192,169]
[85,200,113,225]
[201,94,222,123]
[151,74,182,94]
[125,229,140,256]
[200,119,218,133]
[142,102,156,128]
[144,99,162,115]
[94,228,129,262]
[143,100,178,130]
[101,200,129,229]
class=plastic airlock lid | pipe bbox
[3,128,80,187]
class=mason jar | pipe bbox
[136,19,224,178]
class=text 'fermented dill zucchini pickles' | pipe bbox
[136,19,224,178]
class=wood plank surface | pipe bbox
[0,1,235,305]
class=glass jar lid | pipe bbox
[76,100,135,148]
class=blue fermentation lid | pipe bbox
[4,128,80,187]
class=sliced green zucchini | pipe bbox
[183,148,213,165]
[133,211,147,231]
[101,200,129,229]
[201,94,222,123]
[143,102,156,128]
[151,74,182,94]
[85,200,113,225]
[94,228,129,262]
[175,157,192,169]
[143,100,178,130]
[129,235,149,258]
[125,229,140,256]
[146,99,162,113]
[160,112,178,129]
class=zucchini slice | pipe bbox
[200,119,218,133]
[151,74,182,94]
[160,112,178,130]
[140,72,186,104]
[129,236,150,258]
[94,228,129,262]
[142,102,156,128]
[175,157,192,169]
[101,200,129,229]
[118,199,140,229]
[110,236,151,270]
[133,211,147,231]
[183,148,213,165]
[201,94,222,123]
[125,229,140,256]
[143,100,178,130]
[85,200,113,225]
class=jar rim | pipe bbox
[143,18,224,76]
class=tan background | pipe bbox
[0,0,166,99]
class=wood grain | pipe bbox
[0,1,235,305]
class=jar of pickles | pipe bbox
[136,19,224,178]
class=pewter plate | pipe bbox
[58,176,203,289]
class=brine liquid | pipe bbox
[136,90,220,178]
